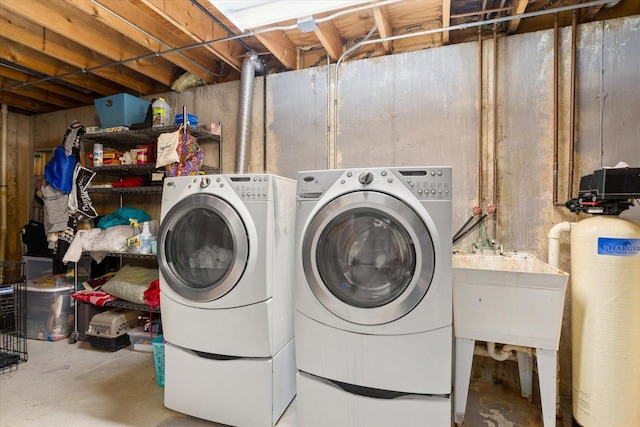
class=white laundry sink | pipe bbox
[453,252,570,427]
[452,252,569,350]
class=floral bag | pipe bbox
[165,125,203,177]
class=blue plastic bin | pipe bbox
[94,94,150,128]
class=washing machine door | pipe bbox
[302,191,435,325]
[158,193,248,302]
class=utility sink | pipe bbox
[452,252,569,427]
[452,252,569,350]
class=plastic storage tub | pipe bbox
[94,94,150,128]
[127,327,160,352]
[24,255,91,283]
[26,281,75,341]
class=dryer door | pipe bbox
[302,191,435,325]
[158,193,248,302]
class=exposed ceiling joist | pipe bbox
[140,0,244,72]
[0,0,178,87]
[373,4,394,53]
[0,0,633,115]
[508,0,531,34]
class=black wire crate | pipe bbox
[0,261,28,374]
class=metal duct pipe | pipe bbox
[1,104,7,260]
[235,52,264,174]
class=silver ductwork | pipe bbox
[235,51,265,174]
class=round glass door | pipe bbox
[158,194,248,302]
[302,191,435,325]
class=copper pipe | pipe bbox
[492,27,499,207]
[553,14,561,205]
[568,11,577,199]
[478,27,484,207]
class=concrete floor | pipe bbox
[0,338,572,426]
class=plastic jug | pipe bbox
[152,97,172,127]
[140,222,152,254]
[127,219,141,254]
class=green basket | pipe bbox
[152,335,165,387]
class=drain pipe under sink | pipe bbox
[486,342,533,361]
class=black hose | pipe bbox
[453,214,488,244]
[453,215,475,241]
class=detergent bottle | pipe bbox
[127,219,141,253]
[139,221,152,254]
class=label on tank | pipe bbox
[597,237,640,256]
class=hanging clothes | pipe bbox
[41,121,85,274]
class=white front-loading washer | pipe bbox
[158,174,296,427]
[294,167,453,426]
[158,173,296,357]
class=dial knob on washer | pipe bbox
[200,177,211,188]
[358,171,374,185]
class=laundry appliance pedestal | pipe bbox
[164,338,296,427]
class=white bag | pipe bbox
[156,130,180,168]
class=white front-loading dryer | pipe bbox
[158,174,296,357]
[294,167,453,426]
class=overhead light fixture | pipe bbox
[209,0,369,31]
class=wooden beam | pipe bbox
[508,0,530,34]
[315,21,343,61]
[140,0,243,72]
[0,90,58,113]
[373,3,393,53]
[580,5,605,22]
[0,79,81,109]
[255,31,298,70]
[0,63,97,104]
[442,0,451,44]
[66,0,220,83]
[0,7,166,95]
[0,36,126,96]
[0,0,179,86]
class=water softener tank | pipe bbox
[571,215,640,426]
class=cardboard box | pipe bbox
[94,94,150,128]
